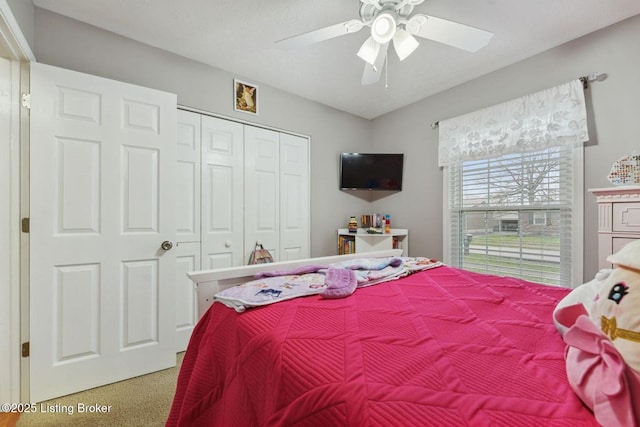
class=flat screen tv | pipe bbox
[340,153,404,191]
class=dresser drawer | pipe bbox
[612,237,638,256]
[590,186,640,270]
[613,202,640,232]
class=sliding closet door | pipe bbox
[29,63,177,401]
[181,111,309,274]
[280,133,310,261]
[175,110,200,351]
[244,126,280,262]
[201,115,244,269]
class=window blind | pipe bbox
[440,80,588,288]
[448,145,579,286]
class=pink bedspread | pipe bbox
[167,266,598,426]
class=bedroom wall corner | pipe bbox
[368,107,443,260]
[5,0,34,54]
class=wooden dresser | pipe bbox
[590,186,640,269]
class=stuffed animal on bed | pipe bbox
[554,239,640,427]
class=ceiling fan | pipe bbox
[276,0,493,85]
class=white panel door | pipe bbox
[175,110,200,351]
[176,109,201,244]
[201,116,244,269]
[244,126,280,262]
[280,134,310,261]
[175,241,199,351]
[29,63,177,401]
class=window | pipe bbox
[446,145,583,287]
[439,80,588,288]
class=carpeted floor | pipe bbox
[16,353,183,426]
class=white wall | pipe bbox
[6,0,33,50]
[370,14,640,282]
[29,8,640,280]
[33,8,374,257]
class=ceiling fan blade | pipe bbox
[276,19,364,49]
[406,14,493,52]
[361,43,388,85]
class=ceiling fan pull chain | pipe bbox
[385,54,389,89]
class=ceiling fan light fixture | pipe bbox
[357,36,380,65]
[371,12,397,44]
[276,0,496,86]
[393,28,419,60]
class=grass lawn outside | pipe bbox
[470,233,560,249]
[462,233,562,285]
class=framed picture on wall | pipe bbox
[234,79,259,115]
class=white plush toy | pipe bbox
[590,240,640,372]
[554,239,640,427]
[553,268,612,335]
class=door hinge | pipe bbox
[21,93,31,109]
[21,218,29,233]
[22,342,30,357]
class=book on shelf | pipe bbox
[361,213,385,229]
[338,235,356,255]
[392,237,403,249]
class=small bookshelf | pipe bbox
[337,229,408,256]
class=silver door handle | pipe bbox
[161,241,173,251]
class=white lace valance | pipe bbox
[438,79,589,167]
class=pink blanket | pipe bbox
[167,266,598,426]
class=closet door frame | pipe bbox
[178,106,311,267]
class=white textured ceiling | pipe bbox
[32,0,640,119]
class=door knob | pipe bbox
[161,241,173,251]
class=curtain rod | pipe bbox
[430,72,607,130]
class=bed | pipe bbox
[167,250,598,426]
